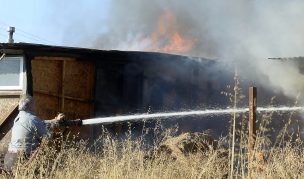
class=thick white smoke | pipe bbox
[91,0,304,99]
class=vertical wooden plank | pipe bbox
[61,60,66,112]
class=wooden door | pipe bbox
[31,56,95,138]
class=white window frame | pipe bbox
[0,56,24,90]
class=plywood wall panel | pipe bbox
[31,56,95,140]
[62,99,93,139]
[63,99,93,119]
[32,59,62,94]
[63,61,95,100]
[0,97,19,125]
[33,93,60,120]
[0,97,19,154]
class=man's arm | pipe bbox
[44,113,65,128]
[32,113,65,139]
[32,117,52,139]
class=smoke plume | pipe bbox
[91,0,304,99]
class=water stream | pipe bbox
[82,106,304,125]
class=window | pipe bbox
[0,56,24,90]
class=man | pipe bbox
[3,95,65,172]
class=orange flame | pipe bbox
[145,11,195,54]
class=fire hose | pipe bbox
[60,118,83,127]
[59,106,304,128]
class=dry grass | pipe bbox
[0,125,303,179]
[2,77,304,178]
[4,133,229,179]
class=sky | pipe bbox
[0,0,111,46]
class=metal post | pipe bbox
[7,26,15,43]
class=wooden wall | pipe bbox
[31,57,95,139]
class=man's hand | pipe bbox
[47,113,65,129]
[55,113,65,121]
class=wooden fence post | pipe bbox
[248,86,257,175]
[249,86,257,152]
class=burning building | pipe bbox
[0,42,235,154]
